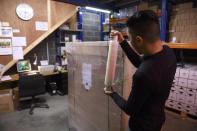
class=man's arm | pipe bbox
[120,40,142,68]
[110,75,151,116]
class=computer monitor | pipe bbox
[17,60,32,73]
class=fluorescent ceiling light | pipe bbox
[85,6,111,14]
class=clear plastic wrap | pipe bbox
[66,41,124,131]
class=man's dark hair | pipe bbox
[127,10,160,43]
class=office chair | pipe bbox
[19,74,49,115]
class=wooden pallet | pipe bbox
[165,107,197,120]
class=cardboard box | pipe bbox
[178,2,192,9]
[0,89,14,113]
[173,77,179,86]
[177,86,187,93]
[189,70,197,80]
[187,79,197,89]
[185,94,195,106]
[182,104,194,114]
[138,2,148,11]
[186,88,196,96]
[169,92,177,101]
[175,68,180,77]
[178,78,188,87]
[165,100,177,109]
[13,88,19,110]
[67,42,130,131]
[176,93,186,103]
[180,68,189,78]
[191,25,197,30]
[194,99,197,107]
[174,102,185,111]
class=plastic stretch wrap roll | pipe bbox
[104,36,118,91]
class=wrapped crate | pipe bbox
[66,41,135,131]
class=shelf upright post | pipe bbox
[160,0,169,41]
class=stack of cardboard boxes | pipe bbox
[166,64,197,116]
[169,2,197,43]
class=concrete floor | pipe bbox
[0,94,197,131]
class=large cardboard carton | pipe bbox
[67,42,135,131]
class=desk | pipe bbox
[0,70,68,95]
[0,70,67,83]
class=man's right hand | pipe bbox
[110,31,125,44]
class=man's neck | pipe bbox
[144,40,163,56]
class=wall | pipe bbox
[0,0,48,65]
[0,0,77,74]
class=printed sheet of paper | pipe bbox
[35,21,48,31]
[12,47,24,60]
[0,75,11,81]
[0,27,13,37]
[13,29,20,33]
[12,37,27,46]
[0,38,12,55]
[82,63,92,90]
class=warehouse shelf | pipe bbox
[167,43,197,50]
[109,18,128,24]
[59,29,84,32]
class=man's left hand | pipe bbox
[104,86,114,96]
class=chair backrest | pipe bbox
[19,74,46,97]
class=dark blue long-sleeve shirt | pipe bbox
[111,40,177,131]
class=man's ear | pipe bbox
[136,36,143,45]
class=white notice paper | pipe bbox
[12,37,27,46]
[0,75,11,81]
[35,21,48,31]
[13,29,20,33]
[2,22,10,27]
[12,47,24,60]
[82,63,92,90]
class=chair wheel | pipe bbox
[29,111,33,115]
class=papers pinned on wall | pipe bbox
[35,21,48,31]
[12,37,27,46]
[2,22,10,27]
[0,27,13,37]
[0,75,11,81]
[12,47,24,60]
[13,29,20,33]
[0,38,12,55]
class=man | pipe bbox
[104,10,177,131]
